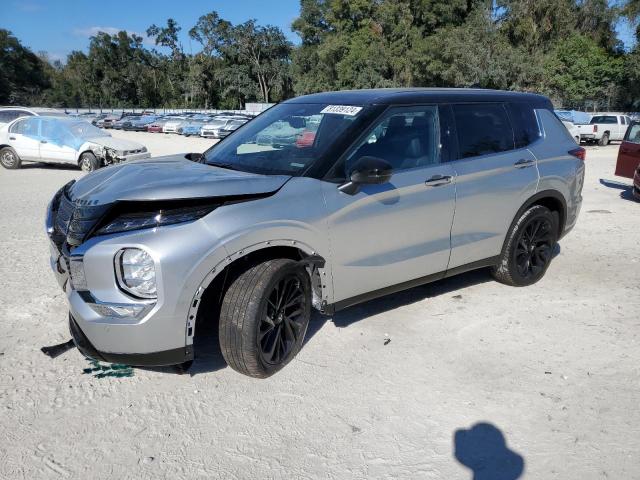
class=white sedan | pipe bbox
[0,116,150,172]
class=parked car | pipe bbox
[90,113,109,125]
[123,115,159,132]
[97,114,121,129]
[576,114,633,145]
[256,119,305,147]
[0,116,149,171]
[199,116,240,138]
[162,116,189,134]
[146,116,175,133]
[0,106,67,125]
[111,113,142,130]
[615,121,640,200]
[216,118,248,138]
[177,116,214,136]
[45,88,584,378]
[561,120,580,144]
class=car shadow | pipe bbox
[454,422,524,480]
[20,162,79,171]
[599,178,638,202]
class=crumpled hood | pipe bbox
[67,155,290,206]
[87,136,146,152]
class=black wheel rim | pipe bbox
[259,275,306,365]
[515,217,553,279]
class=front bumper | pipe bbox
[69,314,192,366]
[46,197,229,365]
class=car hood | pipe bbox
[86,136,146,151]
[67,155,291,206]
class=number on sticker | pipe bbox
[320,105,363,116]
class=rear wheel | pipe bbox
[79,152,100,172]
[0,147,21,169]
[492,205,557,287]
[219,259,311,378]
[598,133,609,146]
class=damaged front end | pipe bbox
[89,144,149,167]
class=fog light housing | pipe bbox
[69,257,88,291]
[115,248,157,299]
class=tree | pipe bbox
[543,34,623,108]
[0,29,50,104]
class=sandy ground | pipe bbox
[0,131,638,480]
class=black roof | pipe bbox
[285,88,551,108]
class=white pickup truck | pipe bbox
[576,114,633,145]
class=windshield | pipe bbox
[204,103,366,176]
[69,121,108,138]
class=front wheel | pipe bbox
[79,152,100,172]
[0,147,21,169]
[491,205,558,287]
[219,259,311,378]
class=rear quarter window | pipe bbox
[453,103,514,159]
[507,102,541,148]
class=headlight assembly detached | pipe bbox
[115,248,157,299]
[96,205,216,235]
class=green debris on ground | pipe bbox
[82,359,134,378]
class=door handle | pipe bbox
[514,158,534,168]
[40,139,47,144]
[425,174,452,187]
[9,136,15,140]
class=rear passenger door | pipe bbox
[447,103,539,269]
[8,117,42,161]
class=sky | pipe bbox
[0,0,302,62]
[1,0,636,63]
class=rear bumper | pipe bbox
[69,314,192,366]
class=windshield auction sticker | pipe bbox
[320,105,363,116]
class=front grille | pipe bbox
[53,190,110,247]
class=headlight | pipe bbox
[115,248,157,299]
[95,205,216,235]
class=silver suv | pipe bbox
[46,89,585,378]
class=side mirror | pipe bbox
[185,152,204,163]
[338,156,393,195]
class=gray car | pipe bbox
[45,89,585,378]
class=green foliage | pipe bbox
[0,30,50,104]
[1,1,640,110]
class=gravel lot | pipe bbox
[0,131,638,479]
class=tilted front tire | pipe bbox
[492,205,558,287]
[0,146,21,169]
[219,259,311,378]
[79,152,101,172]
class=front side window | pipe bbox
[625,124,640,143]
[204,103,369,176]
[342,105,440,175]
[453,104,514,159]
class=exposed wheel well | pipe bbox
[191,246,324,353]
[522,192,566,238]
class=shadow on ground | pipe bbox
[454,422,524,480]
[599,178,638,202]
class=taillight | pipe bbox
[569,147,586,161]
[593,125,598,132]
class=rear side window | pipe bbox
[590,116,617,124]
[507,102,541,148]
[453,104,514,159]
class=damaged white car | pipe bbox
[0,116,150,172]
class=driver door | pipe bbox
[322,105,456,304]
[39,119,78,163]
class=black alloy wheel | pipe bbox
[513,216,554,280]
[259,275,306,366]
